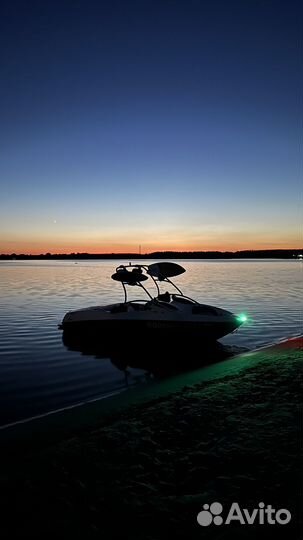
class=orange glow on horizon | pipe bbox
[1,240,302,255]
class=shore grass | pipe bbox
[0,345,302,539]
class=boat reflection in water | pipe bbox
[62,329,246,379]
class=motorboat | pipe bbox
[60,262,246,342]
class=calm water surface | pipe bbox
[0,259,302,426]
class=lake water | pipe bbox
[0,259,302,427]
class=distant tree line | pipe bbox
[0,249,302,260]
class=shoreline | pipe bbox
[1,248,302,260]
[0,337,302,538]
[0,336,301,450]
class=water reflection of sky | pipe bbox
[0,260,301,425]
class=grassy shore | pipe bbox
[0,340,302,539]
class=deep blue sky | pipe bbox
[0,0,301,253]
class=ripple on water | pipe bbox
[0,259,302,425]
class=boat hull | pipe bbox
[62,318,239,342]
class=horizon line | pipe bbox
[0,248,302,259]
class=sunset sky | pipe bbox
[1,0,301,254]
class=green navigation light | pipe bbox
[237,313,248,323]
